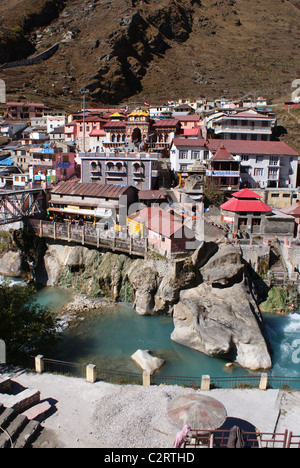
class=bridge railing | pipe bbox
[26,218,190,258]
[26,218,148,257]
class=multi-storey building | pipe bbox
[207,140,299,189]
[171,138,300,189]
[207,109,276,141]
[6,102,45,120]
[80,151,160,190]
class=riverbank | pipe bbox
[0,366,299,448]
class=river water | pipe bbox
[2,275,300,379]
[33,285,300,379]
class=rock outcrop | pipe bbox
[0,231,272,371]
[171,243,272,370]
[0,251,23,277]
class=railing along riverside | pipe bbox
[31,356,300,448]
[42,358,86,379]
[33,356,300,390]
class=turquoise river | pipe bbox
[33,285,300,380]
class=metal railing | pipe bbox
[33,356,300,391]
[43,358,86,379]
[186,428,291,448]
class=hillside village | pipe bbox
[1,96,300,264]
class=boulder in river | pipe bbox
[131,349,165,375]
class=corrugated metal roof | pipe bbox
[207,139,299,156]
[51,181,134,198]
[153,120,179,127]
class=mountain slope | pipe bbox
[0,0,300,108]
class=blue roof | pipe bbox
[0,156,14,166]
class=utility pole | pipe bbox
[81,87,89,154]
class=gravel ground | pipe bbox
[1,366,300,449]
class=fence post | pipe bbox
[201,375,210,391]
[143,371,151,386]
[86,364,97,383]
[259,373,268,390]
[35,355,44,373]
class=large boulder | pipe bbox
[0,251,23,277]
[200,243,244,286]
[171,281,272,371]
[131,349,165,375]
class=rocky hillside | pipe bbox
[0,0,300,108]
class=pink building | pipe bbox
[53,153,78,181]
[6,102,44,119]
[127,206,195,256]
[64,115,107,151]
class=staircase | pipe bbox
[0,376,46,448]
[269,243,288,285]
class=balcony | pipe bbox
[214,124,272,134]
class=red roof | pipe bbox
[153,119,179,127]
[221,188,271,213]
[128,207,184,238]
[209,145,235,161]
[207,139,299,156]
[103,121,126,128]
[230,110,272,120]
[89,128,106,136]
[172,138,207,147]
[232,188,262,199]
[221,198,272,213]
[278,203,300,217]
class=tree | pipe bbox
[0,283,59,365]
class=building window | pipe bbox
[179,151,188,159]
[252,218,261,226]
[269,168,279,179]
[254,168,263,176]
[191,151,200,159]
[270,156,279,166]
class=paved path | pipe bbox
[1,367,300,448]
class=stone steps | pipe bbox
[0,379,45,448]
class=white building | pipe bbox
[46,115,66,135]
[206,109,276,141]
[170,138,300,189]
[208,140,299,189]
[170,138,210,179]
